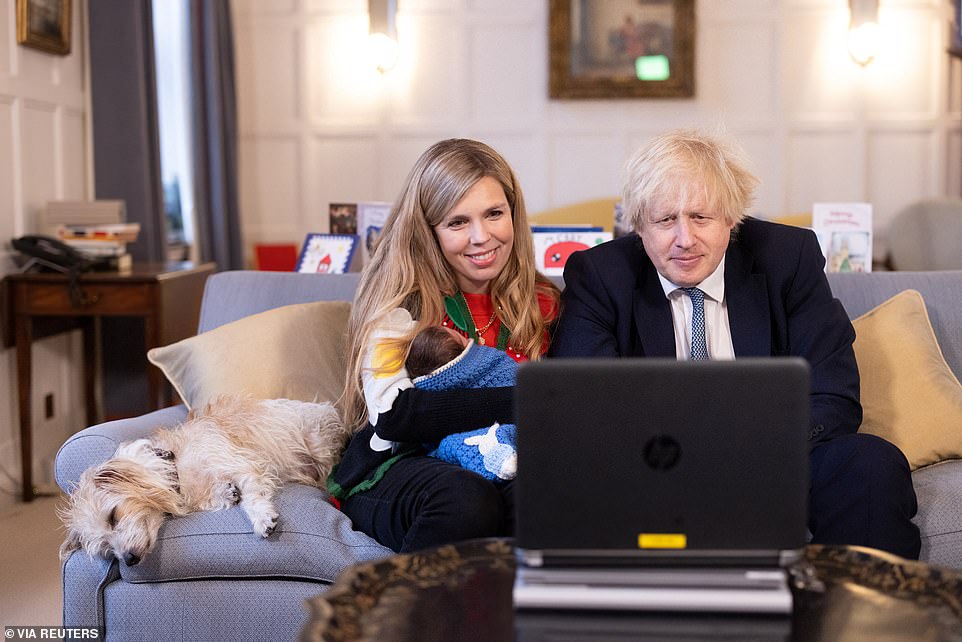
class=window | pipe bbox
[152,0,195,260]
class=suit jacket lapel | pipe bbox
[725,240,771,357]
[633,261,676,357]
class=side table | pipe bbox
[303,539,962,642]
[3,261,215,501]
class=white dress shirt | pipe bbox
[656,256,735,361]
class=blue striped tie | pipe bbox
[682,287,709,361]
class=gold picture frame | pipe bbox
[549,0,694,99]
[951,0,962,58]
[17,0,72,56]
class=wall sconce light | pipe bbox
[848,0,880,66]
[368,0,398,74]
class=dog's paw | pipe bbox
[252,512,279,538]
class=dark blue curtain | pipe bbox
[88,0,166,418]
[88,0,166,263]
[189,0,243,270]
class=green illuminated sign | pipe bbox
[636,55,670,81]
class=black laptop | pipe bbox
[512,358,810,613]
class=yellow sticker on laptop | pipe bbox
[638,533,687,549]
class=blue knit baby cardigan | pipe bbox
[413,342,517,482]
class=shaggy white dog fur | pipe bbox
[59,395,348,566]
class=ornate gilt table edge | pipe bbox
[302,540,962,641]
[802,544,962,617]
[302,539,513,641]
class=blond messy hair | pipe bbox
[621,128,759,233]
[340,138,559,433]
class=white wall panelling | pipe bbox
[29,333,83,492]
[21,102,58,230]
[0,0,90,508]
[700,20,779,122]
[787,129,863,208]
[468,23,540,129]
[549,135,628,206]
[235,21,301,129]
[387,14,468,129]
[0,0,11,76]
[0,99,15,240]
[233,0,961,266]
[63,108,87,199]
[305,14,384,128]
[308,135,380,213]
[239,135,301,230]
[867,129,938,252]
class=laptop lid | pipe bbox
[514,358,809,568]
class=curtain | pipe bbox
[189,0,244,270]
[88,0,167,417]
[88,0,166,263]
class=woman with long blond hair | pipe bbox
[328,139,559,552]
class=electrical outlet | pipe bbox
[44,393,55,419]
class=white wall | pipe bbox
[0,0,90,510]
[232,0,962,264]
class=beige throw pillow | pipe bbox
[853,289,962,470]
[148,301,351,410]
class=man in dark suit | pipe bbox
[550,129,920,559]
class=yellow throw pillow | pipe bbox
[148,301,351,410]
[853,289,962,470]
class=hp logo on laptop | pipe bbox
[643,435,681,470]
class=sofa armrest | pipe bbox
[56,405,189,494]
[62,552,119,628]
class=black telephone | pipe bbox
[10,235,112,307]
[11,235,106,273]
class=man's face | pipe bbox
[638,194,734,288]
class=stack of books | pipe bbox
[56,223,140,271]
[44,201,138,271]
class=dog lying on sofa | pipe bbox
[59,395,348,566]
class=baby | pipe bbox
[406,326,518,483]
[405,326,471,378]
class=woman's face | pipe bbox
[433,176,514,294]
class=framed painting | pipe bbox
[16,0,72,55]
[549,0,694,99]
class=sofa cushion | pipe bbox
[853,289,962,470]
[147,301,351,410]
[911,460,962,568]
[118,484,391,583]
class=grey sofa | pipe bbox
[57,269,962,639]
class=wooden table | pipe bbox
[3,262,215,501]
[303,539,962,642]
